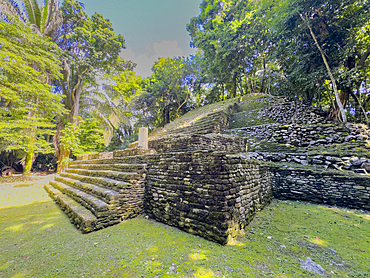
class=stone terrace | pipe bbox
[46,95,370,244]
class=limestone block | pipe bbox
[138,127,148,149]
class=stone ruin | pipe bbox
[45,96,370,244]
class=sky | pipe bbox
[81,0,202,77]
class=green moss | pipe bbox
[1,198,368,277]
[307,143,370,158]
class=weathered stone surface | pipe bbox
[274,166,370,210]
[145,151,274,244]
[148,133,246,154]
[138,127,148,149]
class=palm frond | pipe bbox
[91,108,114,146]
[40,0,49,33]
[23,0,41,27]
[0,0,27,23]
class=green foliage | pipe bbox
[188,0,370,123]
[82,70,143,146]
[136,57,197,128]
[58,0,128,106]
[0,18,65,155]
[60,117,105,157]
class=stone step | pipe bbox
[69,157,148,167]
[60,172,134,192]
[44,184,97,233]
[66,168,142,183]
[55,176,120,204]
[50,181,110,217]
[113,148,156,158]
[68,163,145,173]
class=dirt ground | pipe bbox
[0,174,56,208]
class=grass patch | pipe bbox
[0,199,368,277]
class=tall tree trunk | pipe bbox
[232,72,237,98]
[300,13,347,122]
[55,79,83,173]
[56,146,70,173]
[165,107,170,125]
[69,80,83,121]
[24,150,34,174]
[246,76,253,94]
[258,56,266,94]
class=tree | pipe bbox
[82,70,143,146]
[58,116,105,169]
[187,0,268,100]
[54,0,129,172]
[0,18,65,173]
[0,0,62,42]
[189,0,370,123]
[269,0,370,121]
[138,57,190,127]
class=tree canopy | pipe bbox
[0,17,65,173]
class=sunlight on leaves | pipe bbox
[0,261,12,270]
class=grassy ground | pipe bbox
[0,176,369,277]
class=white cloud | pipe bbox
[121,40,195,77]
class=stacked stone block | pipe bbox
[148,133,246,154]
[45,148,151,233]
[274,166,370,210]
[145,151,274,244]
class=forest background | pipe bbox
[0,0,369,174]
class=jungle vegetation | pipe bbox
[1,0,370,173]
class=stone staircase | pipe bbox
[45,148,153,233]
[169,110,230,135]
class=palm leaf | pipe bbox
[90,109,114,146]
[22,0,41,27]
[0,0,27,23]
[39,0,49,33]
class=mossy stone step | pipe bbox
[55,176,120,204]
[68,163,145,172]
[44,184,97,233]
[66,168,142,183]
[60,172,133,192]
[50,181,109,217]
[69,157,148,166]
[113,148,156,158]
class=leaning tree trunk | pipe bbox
[55,78,84,173]
[300,13,347,123]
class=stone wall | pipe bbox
[259,97,325,125]
[148,134,246,154]
[274,166,370,210]
[227,123,370,147]
[245,152,370,174]
[144,151,274,244]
